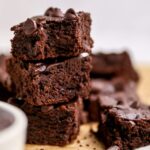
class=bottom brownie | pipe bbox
[97,95,150,150]
[0,84,12,101]
[8,97,82,146]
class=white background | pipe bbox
[0,0,150,63]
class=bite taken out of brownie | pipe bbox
[97,95,150,150]
[11,7,93,60]
[8,97,82,146]
[7,53,91,106]
[91,51,139,82]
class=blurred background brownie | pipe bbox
[7,53,91,106]
[91,51,139,82]
[11,7,93,61]
[82,79,138,122]
[97,99,150,149]
[81,51,139,123]
[8,97,82,146]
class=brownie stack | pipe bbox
[7,7,93,146]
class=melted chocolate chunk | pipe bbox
[44,7,63,17]
[23,18,37,35]
[65,8,77,19]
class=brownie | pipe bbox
[8,97,81,146]
[91,51,139,82]
[11,7,93,60]
[98,102,150,150]
[0,55,13,101]
[82,79,137,122]
[7,53,91,106]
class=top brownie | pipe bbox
[11,7,93,60]
[91,51,139,82]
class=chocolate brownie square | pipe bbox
[7,53,91,106]
[97,102,150,149]
[8,97,82,146]
[82,79,137,122]
[91,51,139,82]
[11,7,93,60]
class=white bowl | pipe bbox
[0,101,27,150]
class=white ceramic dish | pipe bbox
[0,101,27,150]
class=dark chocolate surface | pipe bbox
[11,7,93,60]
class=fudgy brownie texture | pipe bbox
[11,7,93,60]
[82,78,137,122]
[8,97,81,146]
[7,54,91,106]
[98,101,150,150]
[0,55,13,101]
[91,51,139,82]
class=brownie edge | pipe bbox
[8,97,82,146]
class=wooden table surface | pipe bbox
[26,66,150,150]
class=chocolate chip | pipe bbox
[77,140,80,143]
[65,8,77,19]
[44,7,63,17]
[130,101,139,108]
[23,18,37,35]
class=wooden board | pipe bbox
[26,66,150,150]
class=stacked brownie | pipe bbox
[7,7,93,145]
